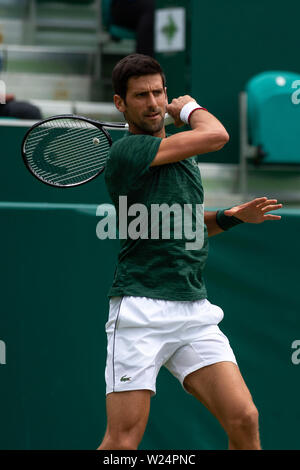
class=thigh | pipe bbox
[105,296,178,396]
[105,390,151,440]
[164,301,237,389]
[183,362,256,426]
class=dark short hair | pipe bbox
[112,53,166,101]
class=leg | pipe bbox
[111,0,154,56]
[183,362,261,450]
[135,0,154,56]
[97,389,151,450]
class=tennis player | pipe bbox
[98,54,282,450]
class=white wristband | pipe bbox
[180,101,203,125]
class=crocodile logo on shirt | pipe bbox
[120,375,131,382]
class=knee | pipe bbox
[98,431,140,450]
[225,405,259,435]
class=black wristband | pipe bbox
[216,209,244,231]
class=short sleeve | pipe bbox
[105,134,162,194]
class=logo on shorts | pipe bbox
[120,375,131,382]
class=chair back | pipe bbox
[246,71,300,164]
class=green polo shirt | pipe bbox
[104,132,209,301]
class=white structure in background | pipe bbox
[0,78,6,103]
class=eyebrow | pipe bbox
[133,87,164,95]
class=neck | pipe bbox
[128,124,166,138]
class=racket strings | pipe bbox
[26,134,108,181]
[28,135,107,172]
[30,132,107,173]
[28,123,108,174]
[24,118,111,186]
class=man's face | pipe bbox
[114,74,168,137]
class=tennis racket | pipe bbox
[21,113,174,188]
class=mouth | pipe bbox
[144,112,161,120]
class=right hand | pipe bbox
[166,95,196,127]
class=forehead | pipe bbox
[127,74,164,94]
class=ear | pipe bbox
[164,87,168,106]
[114,94,126,113]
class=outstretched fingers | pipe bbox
[256,198,278,208]
[261,203,282,213]
[262,213,282,220]
[226,196,283,224]
[252,197,268,206]
[256,198,283,218]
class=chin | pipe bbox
[141,118,164,134]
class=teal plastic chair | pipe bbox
[102,0,136,41]
[239,70,300,196]
[246,71,300,164]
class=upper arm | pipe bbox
[150,110,229,167]
[150,128,228,167]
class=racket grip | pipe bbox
[123,113,174,129]
[164,113,174,126]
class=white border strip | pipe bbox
[0,119,38,127]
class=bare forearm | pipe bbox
[189,108,229,139]
[204,211,224,237]
[151,97,229,167]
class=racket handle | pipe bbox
[123,113,174,129]
[164,113,174,126]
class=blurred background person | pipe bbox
[0,93,42,120]
[111,0,154,57]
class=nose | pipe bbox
[147,92,158,109]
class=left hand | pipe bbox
[225,197,282,223]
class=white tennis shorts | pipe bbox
[105,296,237,397]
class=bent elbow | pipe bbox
[222,130,230,144]
[213,130,230,151]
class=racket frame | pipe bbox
[21,114,127,188]
[21,112,173,188]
